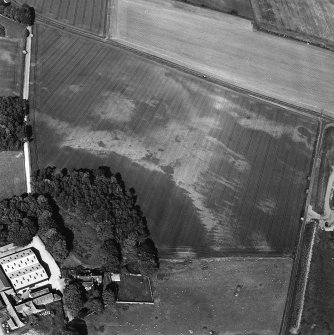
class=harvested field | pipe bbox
[251,0,334,51]
[112,0,334,116]
[15,0,108,36]
[0,37,23,96]
[86,258,292,334]
[30,24,318,256]
[0,151,26,200]
[177,0,253,19]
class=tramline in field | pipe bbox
[30,23,318,257]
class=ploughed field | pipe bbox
[251,0,334,51]
[30,24,318,257]
[15,0,108,36]
[0,37,22,96]
[113,0,334,116]
[86,258,292,334]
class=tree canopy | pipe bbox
[0,2,35,26]
[0,194,68,259]
[0,97,28,151]
[33,167,159,274]
[63,282,85,317]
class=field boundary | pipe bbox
[289,222,317,333]
[23,26,32,193]
[116,274,154,304]
[32,17,330,123]
[250,0,334,52]
[279,120,324,335]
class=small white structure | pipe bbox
[110,273,120,282]
[0,249,48,292]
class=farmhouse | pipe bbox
[0,249,48,292]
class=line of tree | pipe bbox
[32,167,159,275]
[0,96,28,151]
[0,2,35,26]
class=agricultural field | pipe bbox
[177,0,253,19]
[15,0,108,36]
[251,0,334,51]
[86,258,292,334]
[0,151,26,200]
[299,229,334,334]
[0,18,26,200]
[112,0,334,116]
[29,24,318,257]
[0,36,23,96]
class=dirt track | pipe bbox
[115,0,334,116]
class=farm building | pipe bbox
[0,249,48,292]
[0,268,11,291]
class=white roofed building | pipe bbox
[0,249,48,292]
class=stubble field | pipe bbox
[15,0,108,36]
[29,24,318,257]
[86,258,292,335]
[251,0,334,51]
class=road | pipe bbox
[23,26,32,193]
[115,0,334,117]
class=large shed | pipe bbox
[0,249,48,291]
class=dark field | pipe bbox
[30,24,318,256]
[0,151,26,200]
[300,229,334,334]
[117,275,153,303]
[16,0,108,36]
[251,0,334,50]
[0,37,23,95]
[86,258,292,334]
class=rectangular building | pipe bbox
[0,249,48,291]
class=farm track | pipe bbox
[279,119,324,335]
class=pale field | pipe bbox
[86,257,292,335]
[114,0,334,116]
